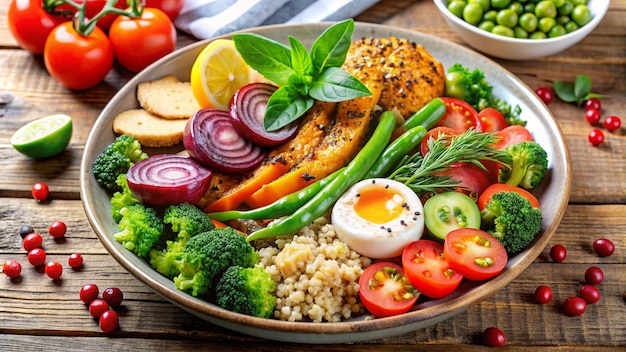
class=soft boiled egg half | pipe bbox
[331,178,424,259]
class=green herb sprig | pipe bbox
[553,74,604,107]
[388,129,511,197]
[232,19,371,131]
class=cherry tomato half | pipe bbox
[478,107,508,132]
[402,239,464,299]
[436,162,495,199]
[443,228,508,281]
[108,8,177,73]
[7,0,66,55]
[492,124,534,150]
[477,183,540,210]
[420,126,461,156]
[358,262,419,317]
[436,97,481,132]
[44,22,114,90]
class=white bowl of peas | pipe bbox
[433,0,609,60]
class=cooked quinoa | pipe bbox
[258,216,371,322]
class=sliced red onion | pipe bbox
[126,154,212,207]
[183,108,266,173]
[229,82,299,147]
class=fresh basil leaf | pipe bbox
[310,19,354,75]
[289,36,313,77]
[232,33,295,86]
[553,80,576,103]
[308,67,371,102]
[264,86,315,131]
[574,74,591,106]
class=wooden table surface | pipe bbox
[1,1,624,351]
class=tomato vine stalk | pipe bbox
[42,0,144,35]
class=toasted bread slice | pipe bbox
[112,109,188,147]
[137,75,200,119]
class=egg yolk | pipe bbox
[354,185,405,224]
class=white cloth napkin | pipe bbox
[175,0,380,40]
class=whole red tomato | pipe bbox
[43,22,114,90]
[7,0,66,54]
[108,8,177,72]
[145,0,184,21]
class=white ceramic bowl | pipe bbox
[81,22,571,344]
[433,0,609,60]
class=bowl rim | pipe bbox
[432,0,609,44]
[80,21,572,343]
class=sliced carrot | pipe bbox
[244,169,317,209]
[211,219,229,228]
[203,160,290,212]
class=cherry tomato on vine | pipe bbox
[435,97,482,132]
[145,0,184,21]
[478,107,508,132]
[108,8,177,72]
[535,86,553,105]
[7,0,66,55]
[56,0,127,31]
[603,115,621,132]
[44,22,114,90]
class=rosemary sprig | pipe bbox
[388,128,511,197]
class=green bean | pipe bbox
[362,125,426,179]
[401,97,446,131]
[245,111,396,242]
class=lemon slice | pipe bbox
[11,114,73,159]
[190,39,254,111]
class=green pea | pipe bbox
[491,0,512,9]
[548,24,567,37]
[549,0,565,7]
[492,24,515,37]
[570,0,586,5]
[469,0,491,11]
[572,5,592,26]
[564,20,579,33]
[530,31,548,39]
[448,0,467,18]
[524,3,536,13]
[496,9,519,28]
[514,26,529,38]
[464,3,485,25]
[535,1,557,18]
[538,16,556,32]
[519,12,538,32]
[479,20,497,31]
[557,1,574,15]
[483,10,498,22]
[509,2,524,15]
[555,15,570,25]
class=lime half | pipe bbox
[11,114,73,159]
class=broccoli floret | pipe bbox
[114,204,164,258]
[173,227,259,297]
[215,265,276,318]
[110,174,141,223]
[499,141,548,190]
[93,134,148,192]
[149,203,215,278]
[480,191,542,254]
[445,63,525,126]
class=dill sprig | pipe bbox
[388,128,512,197]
